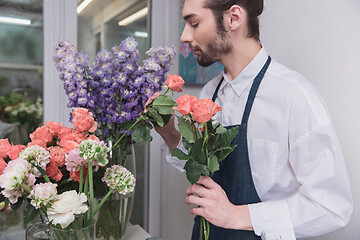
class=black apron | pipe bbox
[191,56,271,240]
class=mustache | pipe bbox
[189,45,201,52]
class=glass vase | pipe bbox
[50,224,95,240]
[26,222,52,240]
[95,143,136,240]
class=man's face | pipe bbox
[181,0,232,67]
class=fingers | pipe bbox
[196,176,219,190]
[185,182,209,197]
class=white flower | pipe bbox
[47,190,88,228]
[19,145,50,177]
[102,165,135,195]
[78,139,108,167]
[28,182,58,209]
[0,158,35,204]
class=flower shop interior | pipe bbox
[0,0,360,240]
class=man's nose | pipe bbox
[180,24,192,43]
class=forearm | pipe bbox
[155,126,181,151]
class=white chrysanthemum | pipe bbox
[78,139,108,167]
[28,182,58,209]
[47,190,88,228]
[102,165,135,195]
[20,145,50,177]
[0,158,35,203]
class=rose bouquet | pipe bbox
[171,95,238,240]
[0,108,136,239]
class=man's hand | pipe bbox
[185,176,253,231]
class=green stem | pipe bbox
[204,124,210,168]
[79,165,84,193]
[83,171,89,226]
[111,117,142,150]
[93,189,114,215]
[88,162,94,225]
[31,161,50,182]
[20,183,31,193]
[84,172,89,195]
[162,87,171,96]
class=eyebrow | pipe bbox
[183,13,197,21]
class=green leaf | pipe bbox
[24,203,40,225]
[215,124,227,134]
[147,108,164,127]
[219,145,237,161]
[119,121,136,131]
[219,126,239,148]
[131,125,153,143]
[161,114,172,126]
[200,165,210,177]
[152,95,177,115]
[208,155,220,173]
[184,160,203,184]
[171,148,190,160]
[178,117,195,143]
[189,138,204,158]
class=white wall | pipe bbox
[156,0,360,239]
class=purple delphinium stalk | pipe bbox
[54,40,90,109]
[54,37,177,140]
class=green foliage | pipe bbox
[173,118,239,184]
[24,201,40,225]
[178,117,196,143]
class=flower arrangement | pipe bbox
[54,37,177,165]
[53,37,183,239]
[171,94,238,240]
[0,108,136,238]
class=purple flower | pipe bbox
[123,37,138,52]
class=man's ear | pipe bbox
[224,5,244,31]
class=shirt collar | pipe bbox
[220,48,269,96]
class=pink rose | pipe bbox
[27,140,47,149]
[49,146,66,167]
[166,74,185,92]
[0,157,7,175]
[7,145,26,160]
[30,126,53,145]
[0,139,12,159]
[45,121,63,137]
[174,94,198,115]
[61,140,79,153]
[86,135,100,141]
[190,99,222,123]
[60,130,87,144]
[72,108,98,132]
[58,127,73,139]
[45,159,63,181]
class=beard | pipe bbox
[192,31,232,67]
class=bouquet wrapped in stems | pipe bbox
[171,93,238,240]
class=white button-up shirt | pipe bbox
[167,48,353,239]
